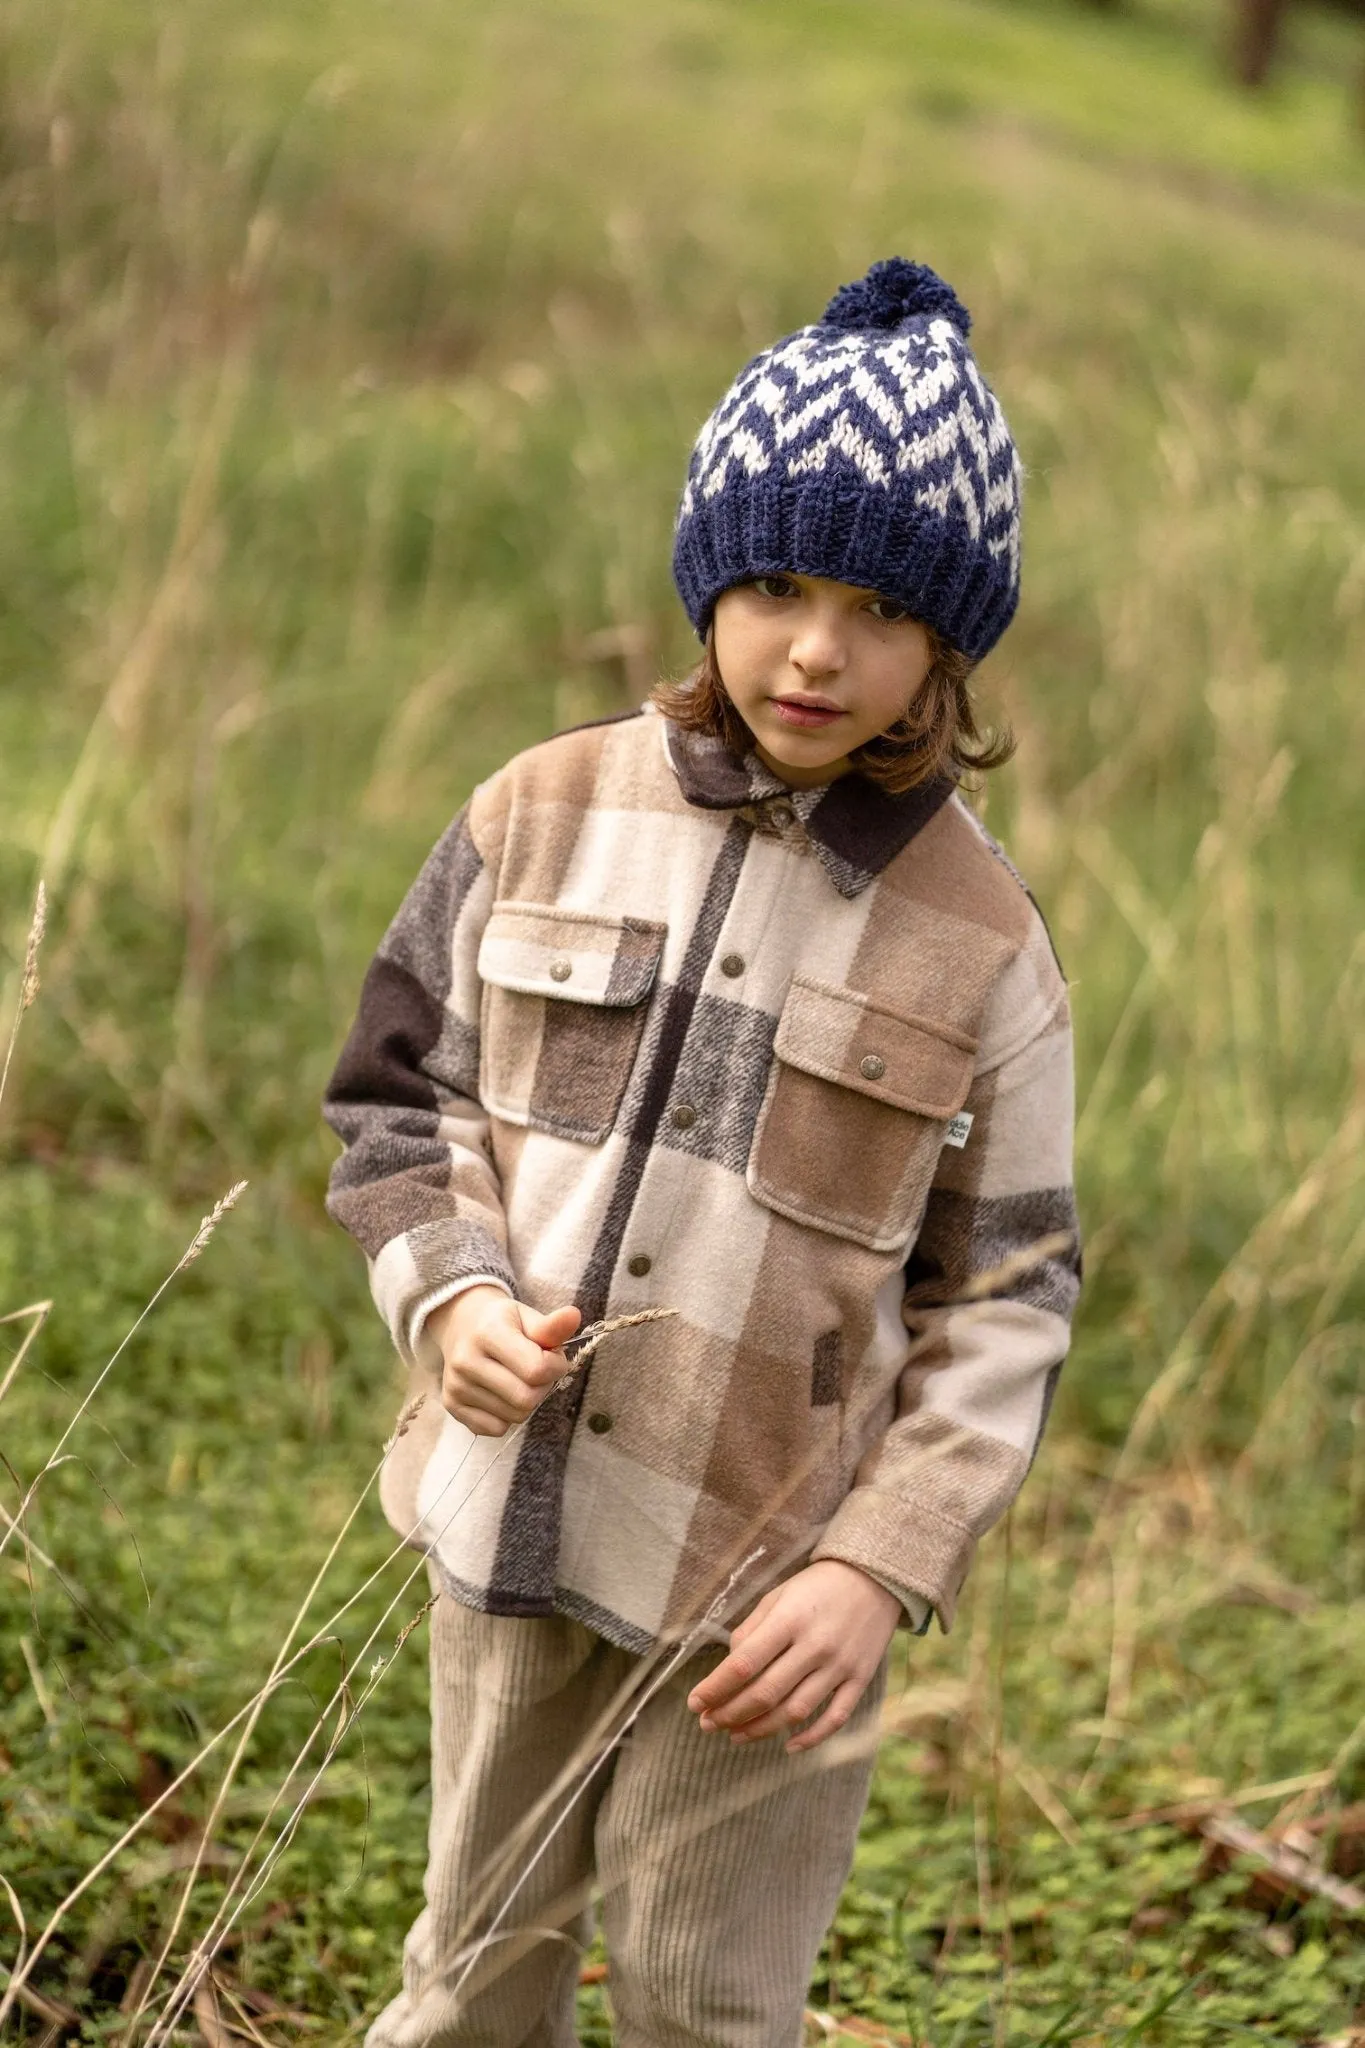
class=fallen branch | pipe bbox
[1113,1768,1334,1831]
[1200,1812,1365,1915]
[1293,1801,1365,1878]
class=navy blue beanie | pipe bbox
[671,258,1021,663]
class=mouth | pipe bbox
[770,694,845,730]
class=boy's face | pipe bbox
[711,573,935,788]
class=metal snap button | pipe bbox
[720,953,745,978]
[670,1103,698,1130]
[627,1253,652,1277]
[769,801,795,829]
[859,1053,886,1082]
[587,1412,613,1435]
[548,958,572,982]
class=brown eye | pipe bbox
[753,575,796,600]
[867,596,912,623]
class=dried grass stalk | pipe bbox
[0,880,46,1115]
[443,1542,768,2015]
[0,1185,249,1567]
[561,1305,677,1370]
[129,1310,680,2044]
[0,1299,52,1412]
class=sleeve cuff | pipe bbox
[407,1274,515,1373]
[812,1487,977,1633]
[369,1221,518,1367]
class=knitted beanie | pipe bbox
[671,258,1021,662]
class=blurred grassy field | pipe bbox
[3,0,1365,2040]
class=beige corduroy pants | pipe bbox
[366,1594,884,2048]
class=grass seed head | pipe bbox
[177,1181,249,1271]
[20,882,46,1011]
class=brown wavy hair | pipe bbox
[651,622,1013,794]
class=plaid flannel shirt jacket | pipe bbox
[324,707,1081,1653]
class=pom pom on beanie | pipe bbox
[820,256,972,338]
[672,257,1020,663]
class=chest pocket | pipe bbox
[477,902,666,1143]
[747,976,976,1252]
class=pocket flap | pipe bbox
[774,976,976,1119]
[478,902,666,1007]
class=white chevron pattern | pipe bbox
[680,317,1020,591]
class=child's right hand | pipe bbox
[428,1286,582,1436]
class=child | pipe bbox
[324,257,1080,2048]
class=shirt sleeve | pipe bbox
[322,800,516,1371]
[813,932,1081,1631]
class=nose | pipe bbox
[788,602,847,680]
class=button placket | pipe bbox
[611,808,778,1322]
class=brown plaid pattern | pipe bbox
[325,708,1080,1650]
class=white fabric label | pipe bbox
[943,1110,974,1150]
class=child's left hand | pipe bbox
[685,1559,903,1754]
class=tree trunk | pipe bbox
[1232,0,1286,87]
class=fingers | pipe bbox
[723,1662,844,1744]
[694,1638,875,1747]
[444,1402,513,1438]
[686,1562,896,1753]
[687,1612,794,1720]
[696,1646,823,1739]
[481,1316,569,1389]
[437,1296,585,1430]
[464,1348,562,1415]
[442,1351,564,1428]
[521,1303,583,1352]
[784,1677,865,1754]
[442,1381,529,1430]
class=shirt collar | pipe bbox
[661,717,955,900]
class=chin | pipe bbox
[764,735,844,768]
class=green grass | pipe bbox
[3,0,1365,2039]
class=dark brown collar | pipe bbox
[662,719,955,899]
